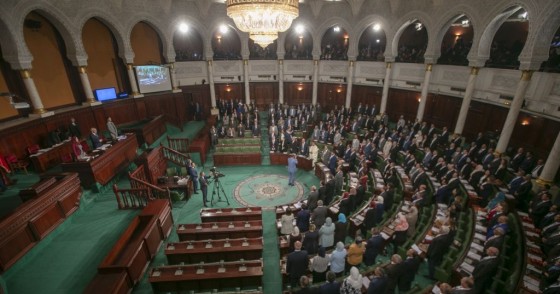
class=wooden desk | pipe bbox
[61,135,138,187]
[314,162,332,182]
[177,220,263,241]
[213,152,262,166]
[156,176,191,201]
[29,139,74,173]
[165,237,263,264]
[149,260,263,293]
[0,173,82,272]
[139,199,174,239]
[270,153,313,171]
[200,207,262,223]
[120,115,166,146]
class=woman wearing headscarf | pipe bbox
[302,224,319,255]
[405,203,419,237]
[310,246,329,283]
[374,195,385,225]
[288,226,302,253]
[340,266,363,294]
[319,217,335,249]
[280,208,295,235]
[334,213,348,245]
[330,242,347,277]
[392,212,409,255]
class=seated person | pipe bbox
[90,128,103,149]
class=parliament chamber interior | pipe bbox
[1,0,560,293]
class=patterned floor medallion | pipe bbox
[233,174,304,209]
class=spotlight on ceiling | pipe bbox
[372,24,381,31]
[178,23,189,33]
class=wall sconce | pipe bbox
[336,87,342,93]
[521,119,530,126]
[417,97,421,102]
[225,84,231,92]
[297,84,303,91]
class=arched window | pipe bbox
[321,25,349,61]
[284,25,312,60]
[485,7,529,69]
[211,25,241,60]
[357,24,386,61]
[437,16,473,66]
[396,21,428,63]
[173,27,203,61]
[540,26,560,73]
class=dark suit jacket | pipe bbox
[364,235,384,265]
[312,206,328,228]
[90,133,102,149]
[286,250,309,280]
[398,256,422,290]
[427,233,451,264]
[367,276,387,294]
[472,256,499,289]
[320,281,341,294]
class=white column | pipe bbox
[20,70,54,117]
[454,67,479,135]
[207,60,217,109]
[169,63,182,93]
[243,59,250,105]
[416,63,433,122]
[380,62,392,115]
[278,60,284,104]
[127,64,143,98]
[312,60,319,106]
[537,131,560,185]
[495,70,533,153]
[345,60,354,108]
[78,66,101,106]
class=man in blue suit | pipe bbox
[288,153,298,186]
[328,153,337,174]
[364,228,384,266]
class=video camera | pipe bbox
[209,167,225,179]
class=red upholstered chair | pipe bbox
[27,144,40,155]
[61,153,74,163]
[5,154,29,174]
[80,141,90,153]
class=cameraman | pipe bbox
[199,171,209,207]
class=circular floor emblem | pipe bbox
[234,174,304,209]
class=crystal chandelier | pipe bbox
[226,0,299,48]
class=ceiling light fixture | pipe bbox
[226,0,299,48]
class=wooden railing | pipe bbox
[113,185,151,209]
[117,173,171,209]
[161,145,191,167]
[167,136,190,154]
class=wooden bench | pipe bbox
[200,207,262,223]
[120,115,166,146]
[213,152,262,166]
[148,259,263,293]
[18,176,57,202]
[177,220,263,241]
[270,153,313,171]
[165,237,263,264]
[84,200,172,294]
[0,173,82,272]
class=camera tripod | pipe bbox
[210,176,230,206]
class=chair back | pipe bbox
[61,153,74,163]
[27,145,40,155]
[5,154,18,163]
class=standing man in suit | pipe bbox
[189,162,199,194]
[107,117,118,140]
[199,171,209,207]
[307,186,319,212]
[286,241,309,288]
[364,228,384,266]
[472,247,500,294]
[288,153,298,186]
[426,226,452,280]
[311,200,328,229]
[398,249,422,292]
[68,117,81,138]
[89,128,103,149]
